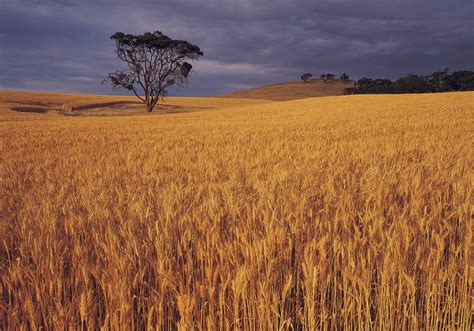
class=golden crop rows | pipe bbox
[1,92,473,329]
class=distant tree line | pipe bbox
[344,69,474,95]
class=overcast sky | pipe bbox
[1,0,473,95]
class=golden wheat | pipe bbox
[1,91,473,329]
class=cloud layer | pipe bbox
[1,0,473,95]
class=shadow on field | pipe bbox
[8,100,58,107]
[154,104,210,113]
[11,107,48,114]
[73,101,142,111]
[65,102,210,116]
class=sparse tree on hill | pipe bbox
[321,73,335,82]
[301,73,312,83]
[340,73,349,81]
[105,31,203,112]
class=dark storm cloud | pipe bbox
[1,0,473,95]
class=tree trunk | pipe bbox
[145,97,153,112]
[145,95,160,112]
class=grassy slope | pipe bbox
[217,79,354,100]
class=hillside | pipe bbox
[217,79,354,100]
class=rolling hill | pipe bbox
[217,78,354,100]
[0,79,351,118]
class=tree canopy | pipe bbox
[300,73,312,83]
[105,31,203,112]
[320,73,335,82]
[340,73,349,81]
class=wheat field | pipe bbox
[1,91,473,330]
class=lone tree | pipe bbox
[105,31,203,112]
[301,73,312,83]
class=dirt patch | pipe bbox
[61,104,74,112]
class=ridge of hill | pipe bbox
[217,79,354,101]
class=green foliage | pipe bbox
[344,69,474,95]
